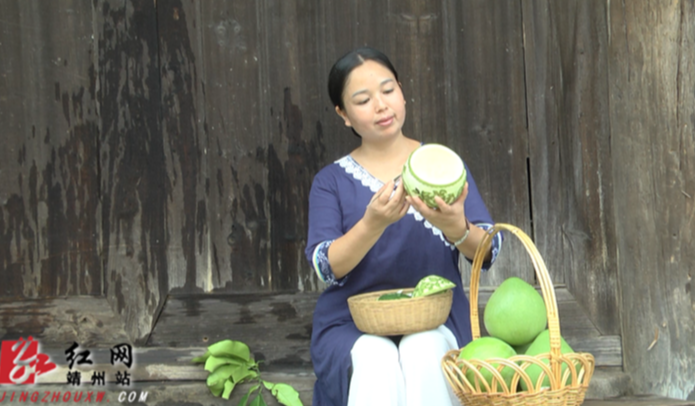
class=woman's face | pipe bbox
[336,60,406,142]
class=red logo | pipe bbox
[0,337,57,385]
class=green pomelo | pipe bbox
[519,329,578,391]
[483,277,547,346]
[512,340,534,356]
[458,337,517,392]
[409,144,464,185]
[402,144,467,209]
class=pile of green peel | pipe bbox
[377,275,456,301]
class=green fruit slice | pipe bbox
[411,275,456,297]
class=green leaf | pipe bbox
[208,340,251,361]
[207,364,237,387]
[269,383,303,406]
[231,365,258,383]
[206,374,226,397]
[192,350,211,364]
[205,355,245,373]
[238,384,261,406]
[222,379,237,400]
[249,394,268,406]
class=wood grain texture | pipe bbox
[521,0,619,335]
[95,0,167,343]
[0,0,102,298]
[3,2,695,399]
[0,386,691,406]
[608,0,695,400]
[148,288,620,367]
[443,0,532,286]
[155,0,210,294]
[0,297,129,347]
[147,292,316,367]
[196,0,270,293]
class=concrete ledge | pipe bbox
[586,368,632,399]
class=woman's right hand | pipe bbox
[363,179,410,230]
[327,179,409,279]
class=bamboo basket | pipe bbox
[348,288,453,336]
[441,223,595,406]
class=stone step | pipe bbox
[586,368,632,400]
[2,381,693,406]
[27,347,634,405]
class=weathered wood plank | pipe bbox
[608,0,695,400]
[95,0,167,343]
[156,0,209,293]
[196,0,272,293]
[567,336,622,367]
[1,384,691,406]
[445,0,532,286]
[586,368,632,399]
[31,346,313,384]
[389,0,447,147]
[148,288,619,367]
[0,380,316,406]
[521,0,619,336]
[0,297,129,347]
[0,0,102,298]
[585,397,695,406]
[256,0,328,292]
[28,346,626,403]
[147,292,316,367]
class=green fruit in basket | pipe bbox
[458,337,517,392]
[512,341,533,356]
[519,329,578,391]
[484,277,547,346]
[377,291,412,301]
[411,275,456,297]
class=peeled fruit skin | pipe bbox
[519,329,577,391]
[484,277,547,346]
[458,337,517,392]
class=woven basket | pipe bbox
[348,288,453,336]
[441,223,595,406]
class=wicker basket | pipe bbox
[441,223,595,406]
[348,288,453,336]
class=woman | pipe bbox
[305,47,503,406]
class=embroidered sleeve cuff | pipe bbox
[312,240,347,286]
[474,223,503,272]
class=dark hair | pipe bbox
[327,47,400,111]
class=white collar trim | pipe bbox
[336,155,454,250]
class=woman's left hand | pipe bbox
[405,182,469,241]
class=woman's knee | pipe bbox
[351,334,399,368]
[399,326,456,357]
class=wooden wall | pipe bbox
[0,0,102,298]
[608,1,695,399]
[522,0,619,336]
[0,0,693,399]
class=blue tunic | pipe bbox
[305,155,500,406]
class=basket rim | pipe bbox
[347,287,453,303]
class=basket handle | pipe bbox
[469,223,563,384]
